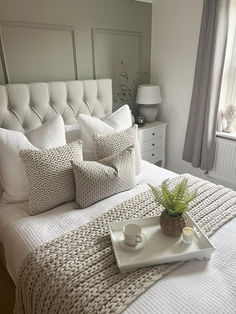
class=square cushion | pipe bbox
[72,146,136,208]
[93,125,141,175]
[19,141,83,215]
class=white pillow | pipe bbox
[77,105,132,160]
[64,123,80,143]
[64,105,132,145]
[0,115,66,203]
[27,115,66,149]
[0,129,37,202]
[103,104,132,129]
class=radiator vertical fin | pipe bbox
[209,138,236,186]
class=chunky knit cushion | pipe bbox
[19,141,83,215]
[93,125,141,175]
[72,146,136,208]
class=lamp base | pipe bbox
[139,104,158,123]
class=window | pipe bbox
[219,0,236,133]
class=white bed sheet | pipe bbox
[0,161,235,314]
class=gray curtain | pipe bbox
[182,0,230,170]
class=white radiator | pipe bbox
[209,137,236,187]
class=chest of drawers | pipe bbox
[138,121,166,167]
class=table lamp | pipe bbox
[136,85,162,123]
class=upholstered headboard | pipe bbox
[0,79,112,132]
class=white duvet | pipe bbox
[0,161,235,314]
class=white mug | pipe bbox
[123,223,142,246]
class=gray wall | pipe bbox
[0,0,152,112]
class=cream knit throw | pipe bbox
[15,174,236,314]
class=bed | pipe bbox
[0,79,236,314]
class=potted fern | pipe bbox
[149,178,197,237]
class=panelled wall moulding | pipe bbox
[91,27,143,79]
[134,0,153,3]
[0,20,79,84]
[0,25,10,83]
[91,27,143,112]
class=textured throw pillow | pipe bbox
[0,115,66,203]
[77,105,132,160]
[93,125,142,175]
[72,146,136,208]
[19,141,83,215]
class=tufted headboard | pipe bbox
[0,79,112,132]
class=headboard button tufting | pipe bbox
[0,79,112,131]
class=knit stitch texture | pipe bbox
[14,174,236,313]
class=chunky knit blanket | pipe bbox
[15,174,236,314]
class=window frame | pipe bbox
[219,0,236,134]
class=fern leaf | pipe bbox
[148,179,197,217]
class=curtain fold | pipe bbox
[182,0,230,171]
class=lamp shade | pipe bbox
[136,85,162,105]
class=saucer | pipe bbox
[118,232,146,251]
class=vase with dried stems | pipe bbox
[149,179,197,237]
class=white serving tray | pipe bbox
[108,213,215,273]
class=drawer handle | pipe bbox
[152,153,155,156]
[152,143,155,146]
[152,133,155,136]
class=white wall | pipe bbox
[151,0,206,178]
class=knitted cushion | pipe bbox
[19,141,83,215]
[93,125,141,175]
[72,146,136,208]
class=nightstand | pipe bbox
[138,121,167,167]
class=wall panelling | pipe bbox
[0,0,152,112]
[92,28,143,111]
[0,21,79,83]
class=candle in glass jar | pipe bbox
[183,227,194,244]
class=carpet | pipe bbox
[0,262,15,314]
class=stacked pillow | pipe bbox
[0,105,141,214]
[26,115,66,149]
[19,141,83,215]
[0,115,66,203]
[72,146,136,208]
[93,125,141,175]
[70,106,140,206]
[64,123,80,143]
[77,104,133,160]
